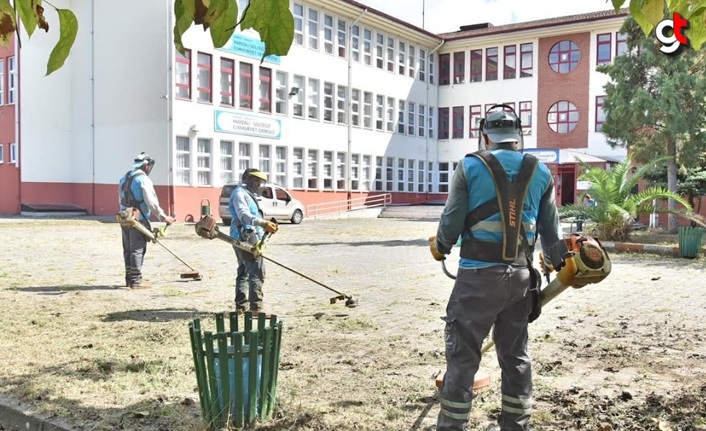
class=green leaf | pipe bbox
[207,0,237,48]
[173,0,195,55]
[630,0,665,35]
[240,0,294,59]
[0,0,16,48]
[16,0,37,37]
[687,7,706,49]
[46,8,77,76]
[612,0,627,11]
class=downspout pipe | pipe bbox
[346,8,367,206]
[15,35,20,214]
[425,39,444,202]
[91,0,96,215]
[166,1,175,216]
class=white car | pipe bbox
[219,182,305,226]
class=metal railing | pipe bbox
[307,193,392,219]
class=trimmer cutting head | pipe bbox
[180,270,202,281]
[330,294,358,308]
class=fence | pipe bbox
[306,193,392,219]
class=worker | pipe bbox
[429,106,561,431]
[118,152,175,289]
[229,168,278,314]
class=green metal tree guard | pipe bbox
[188,311,283,430]
[678,226,705,258]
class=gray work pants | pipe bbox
[233,247,265,311]
[121,219,150,286]
[437,264,533,431]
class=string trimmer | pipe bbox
[194,215,358,307]
[116,208,202,281]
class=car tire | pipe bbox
[222,218,231,226]
[291,209,303,225]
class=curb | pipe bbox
[0,396,73,431]
[600,241,698,257]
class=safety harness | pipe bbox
[120,170,145,209]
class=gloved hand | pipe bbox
[257,219,278,233]
[428,236,445,261]
[539,252,554,273]
[163,215,175,225]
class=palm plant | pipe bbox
[559,156,694,241]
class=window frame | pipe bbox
[438,107,450,140]
[258,66,272,113]
[485,47,498,81]
[595,96,606,132]
[547,100,579,134]
[519,101,532,135]
[548,40,580,74]
[219,140,235,185]
[175,136,191,185]
[452,106,464,139]
[596,33,612,64]
[219,58,235,107]
[439,53,450,85]
[503,45,516,79]
[175,49,191,100]
[469,104,482,138]
[308,8,319,50]
[196,138,212,186]
[616,32,628,57]
[293,3,304,45]
[470,49,482,82]
[196,52,212,103]
[238,62,253,110]
[520,43,533,78]
[453,51,465,84]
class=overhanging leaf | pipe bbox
[612,0,627,11]
[687,7,706,49]
[630,0,665,36]
[240,0,294,59]
[16,0,37,37]
[35,2,48,32]
[46,8,77,76]
[207,0,237,47]
[0,0,16,48]
[173,0,195,55]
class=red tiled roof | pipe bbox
[439,8,629,40]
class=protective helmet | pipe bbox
[242,168,268,182]
[479,105,524,151]
[132,152,156,169]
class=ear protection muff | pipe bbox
[478,103,524,151]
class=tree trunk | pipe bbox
[666,136,679,233]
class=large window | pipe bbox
[375,94,384,130]
[336,152,346,189]
[351,25,361,62]
[439,53,450,85]
[597,33,612,64]
[259,145,271,176]
[363,91,373,129]
[220,140,234,184]
[407,102,415,135]
[176,136,191,185]
[418,104,426,137]
[549,40,580,74]
[220,58,234,106]
[307,149,318,189]
[308,8,319,50]
[336,85,347,124]
[469,105,482,138]
[196,52,212,103]
[239,142,251,173]
[408,45,416,78]
[519,101,532,135]
[324,82,334,122]
[503,45,516,79]
[429,53,435,85]
[196,138,212,186]
[275,71,288,115]
[470,49,482,82]
[275,146,287,186]
[9,142,17,165]
[293,148,304,188]
[338,18,347,58]
[292,75,305,118]
[453,51,465,84]
[595,96,606,132]
[485,47,498,81]
[452,106,464,139]
[375,33,384,69]
[418,48,426,81]
[258,66,272,113]
[352,89,361,127]
[308,78,319,120]
[239,62,253,109]
[438,162,450,193]
[363,28,372,65]
[386,157,394,191]
[324,15,334,54]
[293,3,304,45]
[175,49,191,99]
[547,100,579,133]
[616,32,628,56]
[362,155,371,191]
[397,100,405,134]
[398,41,406,75]
[386,97,395,132]
[375,156,383,191]
[520,43,533,77]
[397,158,405,192]
[0,59,4,105]
[8,56,16,105]
[428,106,434,138]
[386,36,395,72]
[323,151,333,189]
[438,107,450,139]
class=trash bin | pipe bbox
[189,311,283,430]
[678,226,705,258]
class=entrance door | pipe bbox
[558,164,577,206]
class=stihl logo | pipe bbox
[656,12,690,55]
[508,198,517,228]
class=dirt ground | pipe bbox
[0,216,705,431]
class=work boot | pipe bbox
[129,282,152,289]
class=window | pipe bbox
[338,18,347,58]
[375,156,383,191]
[519,101,532,135]
[469,105,482,138]
[239,62,253,109]
[616,32,628,57]
[520,43,533,77]
[351,154,360,190]
[397,100,405,133]
[439,107,450,139]
[407,160,414,192]
[258,66,272,113]
[452,106,464,139]
[363,28,372,65]
[196,138,212,185]
[547,100,579,134]
[438,162,450,193]
[196,52,212,103]
[220,140,234,184]
[336,85,347,124]
[504,45,516,79]
[408,45,416,78]
[308,78,319,120]
[176,136,190,185]
[453,51,465,84]
[324,15,334,54]
[220,58,234,106]
[352,89,360,127]
[308,8,319,50]
[336,152,346,189]
[8,57,16,105]
[386,97,395,132]
[239,142,251,173]
[408,102,415,135]
[275,146,287,186]
[503,102,516,113]
[0,143,3,164]
[324,82,334,122]
[428,106,434,138]
[597,33,612,64]
[386,36,395,72]
[351,25,360,62]
[417,160,425,192]
[0,59,4,105]
[428,162,433,193]
[259,145,271,177]
[549,40,580,74]
[362,155,371,191]
[293,148,304,188]
[485,47,498,80]
[375,33,384,69]
[398,41,406,75]
[386,157,394,191]
[470,49,482,82]
[307,149,318,189]
[418,48,426,81]
[363,91,373,129]
[375,94,384,130]
[275,71,288,115]
[323,151,333,189]
[397,158,405,191]
[439,53,450,85]
[418,104,426,137]
[595,96,606,132]
[429,53,436,85]
[293,3,304,45]
[292,75,305,118]
[175,50,191,99]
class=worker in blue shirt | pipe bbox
[229,168,278,313]
[429,106,561,431]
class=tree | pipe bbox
[644,152,706,218]
[559,156,694,241]
[598,17,706,232]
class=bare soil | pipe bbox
[0,217,705,431]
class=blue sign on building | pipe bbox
[218,33,281,64]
